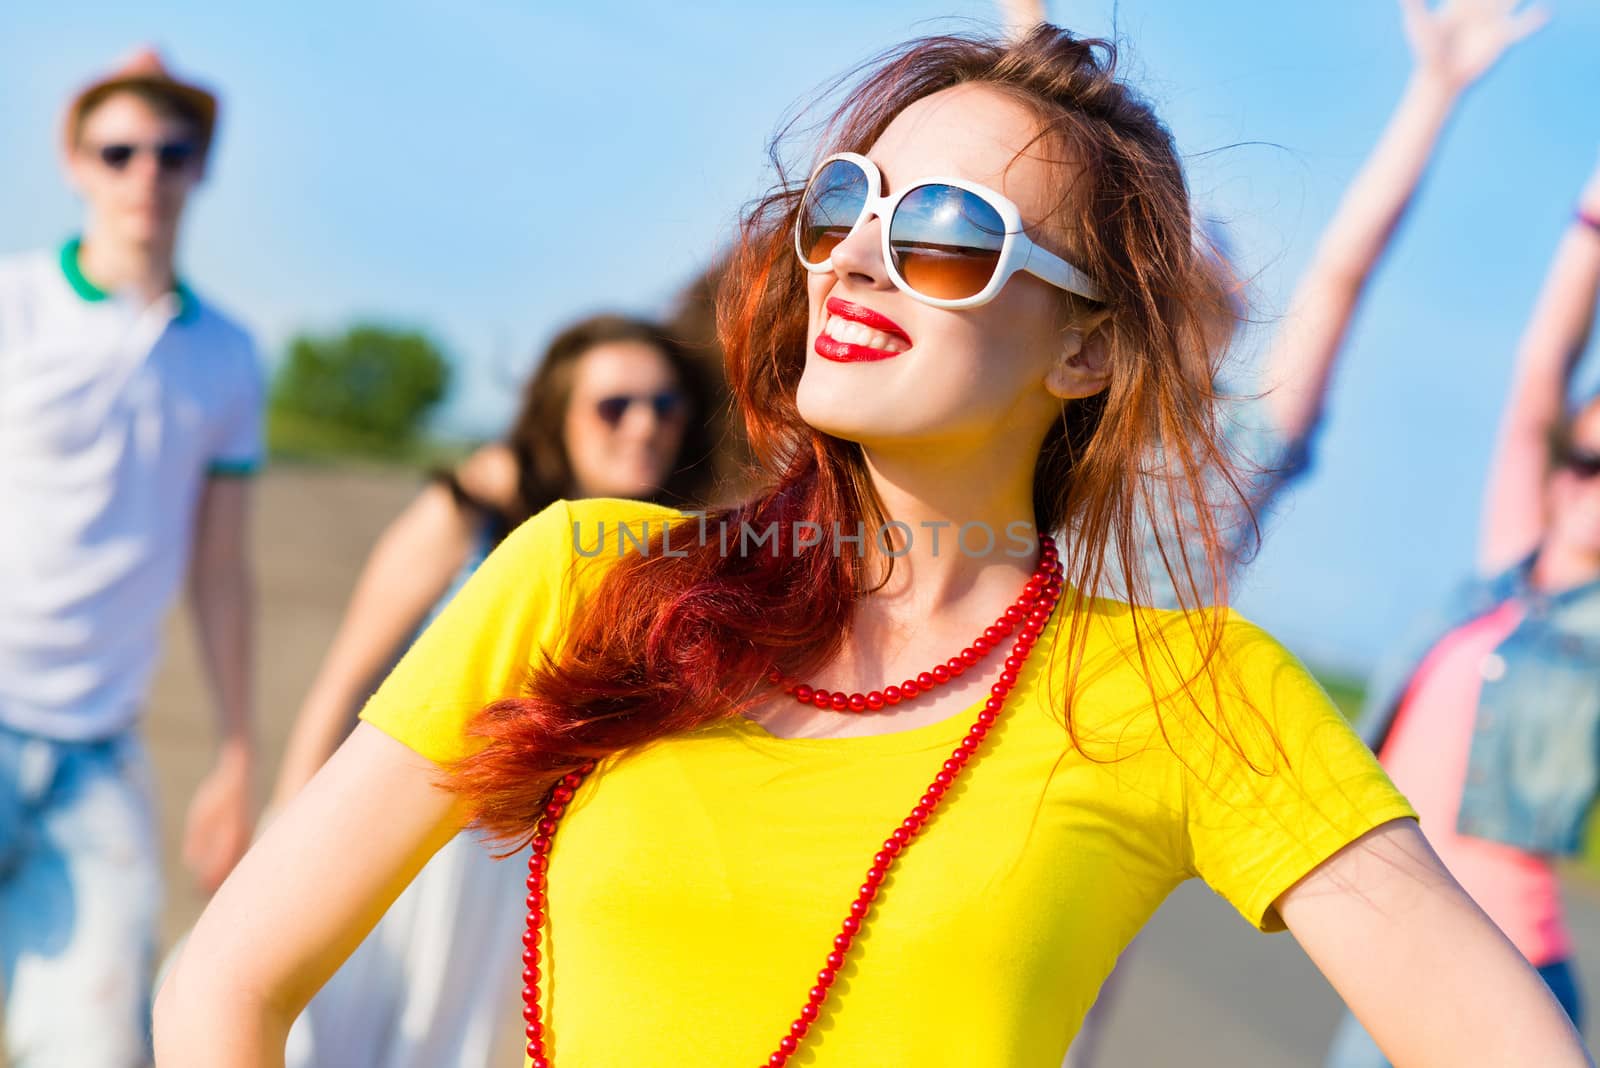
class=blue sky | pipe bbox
[4,1,1599,670]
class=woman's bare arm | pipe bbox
[268,483,478,808]
[1261,0,1546,446]
[270,443,520,809]
[155,724,466,1066]
[1281,819,1590,1067]
[1478,158,1600,574]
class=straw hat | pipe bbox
[63,47,218,153]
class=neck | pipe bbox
[1530,542,1600,595]
[78,227,178,303]
[856,435,1045,615]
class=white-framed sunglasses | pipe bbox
[794,151,1105,309]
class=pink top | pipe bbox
[1379,600,1571,966]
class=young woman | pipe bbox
[271,314,718,1067]
[155,27,1590,1067]
[1326,156,1600,1067]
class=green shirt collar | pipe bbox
[60,237,199,324]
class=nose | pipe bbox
[122,152,168,189]
[827,213,894,292]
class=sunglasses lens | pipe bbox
[888,184,1006,301]
[98,144,134,169]
[798,159,869,266]
[650,392,684,419]
[157,142,195,172]
[597,393,684,426]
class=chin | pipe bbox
[794,389,869,443]
[798,374,970,451]
[795,362,883,438]
[123,210,180,243]
[599,478,664,500]
[795,409,916,450]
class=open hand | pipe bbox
[1400,0,1547,92]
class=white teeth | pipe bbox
[820,313,909,353]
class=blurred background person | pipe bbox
[1327,152,1600,1068]
[0,48,262,1067]
[270,313,723,1068]
[993,0,1550,1064]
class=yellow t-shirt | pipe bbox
[360,498,1415,1067]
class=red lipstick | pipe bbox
[816,297,913,363]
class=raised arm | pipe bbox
[996,0,1046,39]
[1281,819,1591,1067]
[1477,159,1600,574]
[269,481,480,808]
[154,724,465,1065]
[1261,0,1546,444]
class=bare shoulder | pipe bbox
[454,444,521,513]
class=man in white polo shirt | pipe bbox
[0,49,261,1065]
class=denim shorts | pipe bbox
[0,723,162,1067]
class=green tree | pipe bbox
[270,324,452,454]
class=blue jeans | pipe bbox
[1325,959,1583,1067]
[0,724,161,1067]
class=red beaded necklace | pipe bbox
[766,551,1060,712]
[521,538,1063,1067]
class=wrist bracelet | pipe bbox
[1578,209,1600,235]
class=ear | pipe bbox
[1044,308,1112,401]
[61,145,89,196]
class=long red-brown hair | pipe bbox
[450,25,1249,845]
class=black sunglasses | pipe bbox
[595,391,686,428]
[92,141,198,174]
